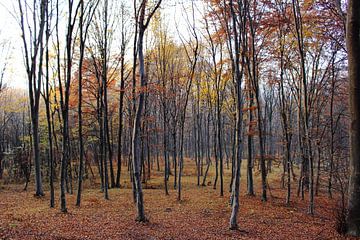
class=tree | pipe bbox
[246,0,267,202]
[116,2,130,189]
[273,0,293,205]
[346,0,360,236]
[132,0,162,222]
[150,14,172,195]
[17,0,47,197]
[229,0,246,230]
[204,13,225,196]
[58,0,81,213]
[76,0,99,207]
[292,0,314,214]
[176,0,199,202]
[43,0,54,207]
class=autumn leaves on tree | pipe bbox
[0,0,358,237]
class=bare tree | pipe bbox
[17,0,47,197]
[176,0,199,201]
[76,0,99,207]
[116,2,130,189]
[58,0,81,213]
[132,0,162,222]
[292,0,314,214]
[229,0,246,230]
[43,0,54,207]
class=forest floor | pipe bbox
[0,159,354,240]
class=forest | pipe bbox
[0,0,359,239]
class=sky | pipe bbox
[0,0,26,89]
[0,0,204,90]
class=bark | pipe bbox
[172,128,177,189]
[132,0,162,221]
[102,0,111,197]
[328,59,336,198]
[277,15,292,205]
[17,0,46,197]
[162,75,169,195]
[60,0,79,212]
[292,0,313,213]
[229,0,245,230]
[176,1,198,201]
[76,0,97,206]
[115,15,128,187]
[346,0,360,235]
[132,26,146,220]
[202,112,211,186]
[246,5,267,201]
[76,0,85,207]
[247,91,254,196]
[44,2,54,207]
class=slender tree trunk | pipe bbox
[162,80,169,195]
[292,0,314,214]
[202,112,211,186]
[44,3,54,206]
[229,0,245,229]
[17,0,46,198]
[76,0,85,206]
[217,92,224,196]
[328,61,336,198]
[315,143,321,196]
[131,0,162,220]
[213,116,218,189]
[172,129,177,189]
[247,91,254,196]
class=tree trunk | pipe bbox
[247,91,254,196]
[229,0,245,229]
[132,1,160,220]
[44,4,54,207]
[346,0,360,235]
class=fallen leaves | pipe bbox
[0,165,354,240]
